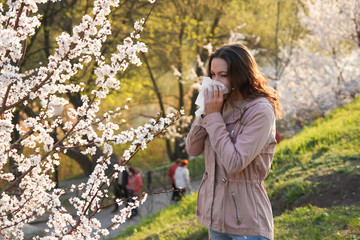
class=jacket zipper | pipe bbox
[231,193,241,225]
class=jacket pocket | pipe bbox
[231,192,241,225]
[230,186,259,228]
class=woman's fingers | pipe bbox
[209,85,219,98]
[210,85,216,98]
[204,84,224,114]
[204,86,215,99]
[212,85,223,98]
[218,85,223,100]
[205,85,224,100]
[216,85,223,98]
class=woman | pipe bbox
[186,44,283,240]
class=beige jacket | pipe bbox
[186,97,276,240]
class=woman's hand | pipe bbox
[204,84,224,114]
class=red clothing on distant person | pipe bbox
[168,163,179,185]
[275,130,281,143]
[126,172,143,196]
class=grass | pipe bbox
[113,192,360,240]
[267,96,360,212]
[275,205,360,239]
[114,193,208,240]
[113,96,360,239]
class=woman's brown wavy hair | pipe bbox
[208,44,284,119]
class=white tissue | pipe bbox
[195,77,230,117]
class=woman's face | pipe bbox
[210,57,231,91]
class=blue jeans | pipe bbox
[209,230,269,240]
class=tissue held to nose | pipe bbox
[202,76,230,95]
[206,81,229,96]
[194,77,230,117]
[211,79,229,94]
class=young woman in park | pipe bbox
[186,44,283,240]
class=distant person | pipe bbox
[295,119,304,134]
[168,158,181,201]
[186,44,283,240]
[126,167,143,217]
[112,159,129,213]
[275,130,281,143]
[173,159,192,201]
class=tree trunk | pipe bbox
[64,148,95,176]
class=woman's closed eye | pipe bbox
[210,73,227,79]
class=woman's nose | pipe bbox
[212,76,220,82]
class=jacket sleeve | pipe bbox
[204,103,274,175]
[185,116,208,156]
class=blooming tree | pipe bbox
[277,0,360,121]
[0,0,184,239]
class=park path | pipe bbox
[24,179,201,239]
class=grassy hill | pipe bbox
[268,96,360,215]
[114,96,360,240]
[114,194,208,240]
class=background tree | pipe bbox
[0,0,184,238]
[277,0,360,127]
[14,0,153,176]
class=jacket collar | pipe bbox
[222,97,269,124]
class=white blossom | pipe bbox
[0,0,184,238]
[277,0,360,122]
